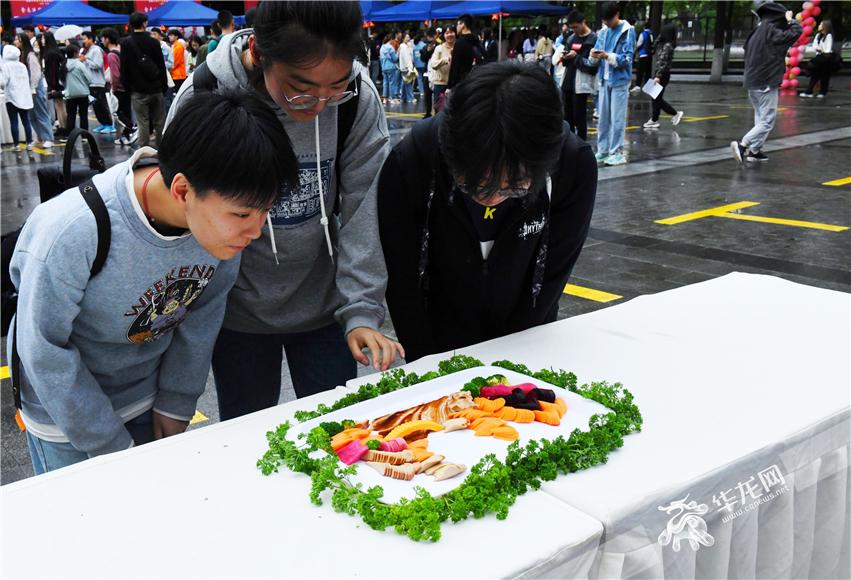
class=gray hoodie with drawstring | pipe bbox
[165,30,390,336]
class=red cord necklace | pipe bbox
[140,167,161,223]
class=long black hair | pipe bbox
[253,1,364,68]
[16,32,36,65]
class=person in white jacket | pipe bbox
[1,45,35,150]
[398,33,417,103]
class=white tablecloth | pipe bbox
[349,273,850,579]
[0,387,604,579]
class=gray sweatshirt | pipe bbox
[165,30,390,335]
[82,43,106,87]
[9,149,239,456]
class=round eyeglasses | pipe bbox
[281,85,358,110]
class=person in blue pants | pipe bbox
[589,1,635,166]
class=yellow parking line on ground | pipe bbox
[657,201,848,232]
[822,176,851,186]
[30,147,55,156]
[385,112,426,118]
[719,212,849,232]
[682,115,729,122]
[0,366,9,380]
[564,284,623,303]
[656,202,759,225]
[190,410,209,425]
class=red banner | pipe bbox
[11,0,58,18]
[245,1,259,11]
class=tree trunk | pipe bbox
[710,1,728,82]
[649,0,663,38]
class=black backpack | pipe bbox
[191,61,362,216]
[1,129,111,413]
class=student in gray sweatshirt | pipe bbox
[10,91,298,474]
[165,1,404,420]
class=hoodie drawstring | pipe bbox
[315,116,335,261]
[267,213,279,265]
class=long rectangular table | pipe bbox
[3,273,848,578]
[353,273,849,579]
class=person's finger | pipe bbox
[347,333,370,366]
[153,415,164,440]
[396,340,406,361]
[379,338,394,372]
[366,336,385,371]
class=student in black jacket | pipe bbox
[556,10,599,140]
[447,13,483,89]
[378,61,597,362]
[120,11,167,148]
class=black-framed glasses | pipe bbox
[455,181,532,201]
[280,85,358,110]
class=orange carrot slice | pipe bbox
[513,409,535,423]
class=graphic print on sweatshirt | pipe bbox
[124,264,216,344]
[269,159,333,226]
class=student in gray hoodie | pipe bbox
[731,1,802,163]
[10,91,298,474]
[165,1,403,420]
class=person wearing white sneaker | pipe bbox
[735,3,801,164]
[646,24,681,129]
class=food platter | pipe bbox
[287,366,611,504]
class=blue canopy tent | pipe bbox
[430,1,569,60]
[370,1,458,23]
[11,0,125,26]
[360,1,395,21]
[147,1,222,27]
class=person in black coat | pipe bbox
[378,61,597,362]
[447,13,483,89]
[120,11,167,148]
[557,10,599,140]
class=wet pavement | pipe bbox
[2,79,850,484]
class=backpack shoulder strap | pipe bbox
[11,179,110,412]
[333,72,362,215]
[79,179,111,277]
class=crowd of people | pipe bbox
[0,8,247,150]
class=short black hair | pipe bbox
[217,9,234,29]
[100,28,119,45]
[601,1,621,20]
[254,1,363,68]
[210,20,222,36]
[129,12,148,30]
[457,13,474,32]
[22,25,35,33]
[567,10,586,24]
[158,91,299,209]
[439,62,562,200]
[65,43,80,58]
[81,30,96,41]
[150,27,163,38]
[167,28,182,39]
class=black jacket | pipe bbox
[42,47,66,94]
[378,115,597,361]
[120,31,167,95]
[743,2,802,89]
[561,31,598,94]
[448,33,483,88]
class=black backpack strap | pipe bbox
[192,61,218,92]
[333,73,362,216]
[11,179,110,412]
